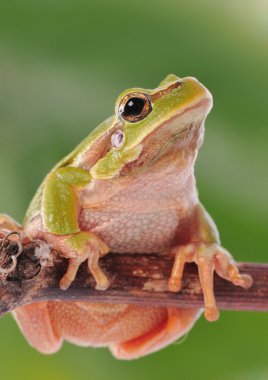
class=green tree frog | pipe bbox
[0,74,252,359]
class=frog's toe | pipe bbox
[0,214,21,231]
[196,244,252,321]
[58,258,80,290]
[87,246,110,290]
[59,274,73,290]
[215,248,253,289]
[168,244,195,293]
[204,306,219,322]
[195,247,220,321]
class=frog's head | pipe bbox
[90,74,212,179]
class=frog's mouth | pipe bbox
[157,97,211,139]
[121,97,211,175]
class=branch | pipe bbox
[0,230,267,317]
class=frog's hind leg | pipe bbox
[12,302,62,354]
[110,307,201,360]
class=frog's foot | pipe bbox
[0,214,21,231]
[46,231,110,291]
[168,243,253,322]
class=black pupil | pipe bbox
[124,97,145,116]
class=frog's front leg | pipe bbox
[168,204,253,321]
[0,214,21,231]
[55,231,110,290]
[41,166,110,291]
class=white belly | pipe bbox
[80,207,180,253]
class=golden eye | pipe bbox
[118,93,152,122]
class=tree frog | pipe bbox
[0,74,252,359]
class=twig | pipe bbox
[0,230,267,317]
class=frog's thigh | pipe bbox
[12,302,62,354]
[110,307,202,360]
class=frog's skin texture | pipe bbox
[2,74,252,359]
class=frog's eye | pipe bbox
[118,93,152,123]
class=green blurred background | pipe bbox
[0,1,268,379]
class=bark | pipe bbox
[0,231,266,317]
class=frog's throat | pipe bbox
[145,97,210,141]
[145,122,198,166]
[130,97,210,162]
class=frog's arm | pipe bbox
[42,166,91,235]
[0,214,21,231]
[40,166,110,292]
[192,203,220,244]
